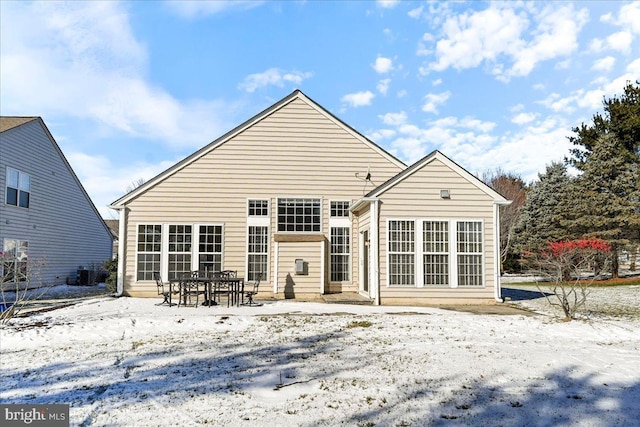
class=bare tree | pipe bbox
[524,239,611,321]
[482,169,527,272]
[126,177,146,193]
[0,253,49,325]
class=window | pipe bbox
[198,225,223,273]
[388,220,415,286]
[277,198,321,232]
[2,239,28,282]
[387,219,484,288]
[330,227,350,281]
[137,225,162,281]
[330,201,350,218]
[248,199,269,217]
[423,221,449,286]
[247,226,268,281]
[6,167,30,208]
[168,225,192,280]
[457,221,483,287]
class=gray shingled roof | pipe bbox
[0,117,38,132]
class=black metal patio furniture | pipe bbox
[178,273,207,307]
[154,272,178,306]
[241,276,262,306]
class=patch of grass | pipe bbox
[507,276,640,287]
[346,320,373,329]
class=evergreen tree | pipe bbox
[515,162,573,252]
[567,81,640,278]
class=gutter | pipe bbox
[109,205,126,297]
[493,200,512,302]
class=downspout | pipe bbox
[115,207,126,297]
[493,200,511,302]
[371,198,381,306]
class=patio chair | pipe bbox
[154,272,177,306]
[242,276,262,306]
[179,276,206,308]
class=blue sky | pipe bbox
[1,1,639,219]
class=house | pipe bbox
[104,219,119,259]
[110,91,509,305]
[0,117,113,286]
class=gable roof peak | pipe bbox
[0,116,39,133]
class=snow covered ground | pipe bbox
[1,294,639,426]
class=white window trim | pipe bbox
[386,218,485,289]
[276,196,323,234]
[247,198,271,225]
[135,223,163,282]
[329,226,351,283]
[135,223,225,282]
[245,224,270,282]
[193,223,225,274]
[1,238,29,281]
[386,218,416,287]
[5,167,31,209]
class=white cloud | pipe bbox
[377,0,399,9]
[422,91,451,114]
[238,68,313,93]
[408,6,423,19]
[606,31,632,53]
[592,56,616,72]
[66,151,177,217]
[511,112,537,125]
[426,4,588,81]
[507,5,588,79]
[372,57,394,73]
[379,111,407,126]
[618,2,640,33]
[341,91,375,108]
[0,2,232,148]
[165,0,263,18]
[377,78,391,95]
[432,78,442,86]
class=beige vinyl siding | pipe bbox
[122,97,403,295]
[0,120,113,286]
[277,241,323,298]
[377,158,497,303]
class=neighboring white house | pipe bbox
[0,117,113,286]
[110,91,509,305]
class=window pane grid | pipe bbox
[423,221,449,286]
[137,225,161,280]
[330,227,350,282]
[458,255,483,286]
[247,226,268,281]
[168,225,192,280]
[277,198,321,232]
[388,220,415,286]
[248,200,269,217]
[6,168,30,208]
[198,225,223,273]
[457,221,483,287]
[330,201,350,217]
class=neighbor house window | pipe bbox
[136,225,162,281]
[388,220,415,286]
[247,226,268,281]
[277,198,321,232]
[2,239,28,282]
[198,225,223,274]
[330,227,350,281]
[5,167,30,208]
[423,221,449,286]
[168,225,192,280]
[457,221,483,287]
